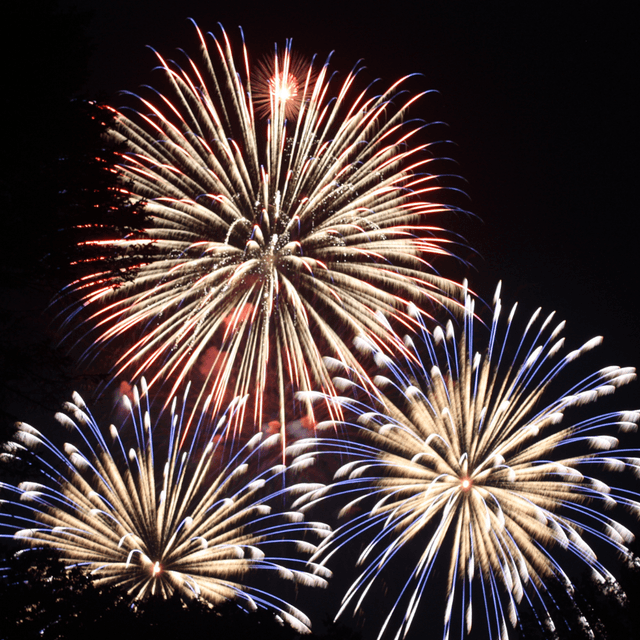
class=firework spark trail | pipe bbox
[58,22,466,443]
[0,381,331,632]
[289,284,640,639]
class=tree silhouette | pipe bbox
[0,547,362,640]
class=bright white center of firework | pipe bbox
[152,561,162,576]
[461,478,472,491]
[270,73,298,103]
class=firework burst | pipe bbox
[59,22,464,440]
[0,382,331,632]
[290,284,640,639]
[252,44,313,121]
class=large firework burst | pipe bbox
[290,284,640,639]
[0,382,331,632]
[60,22,464,438]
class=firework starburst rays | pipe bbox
[252,41,311,122]
[290,285,640,640]
[61,22,464,439]
[1,383,331,631]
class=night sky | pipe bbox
[4,1,640,638]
